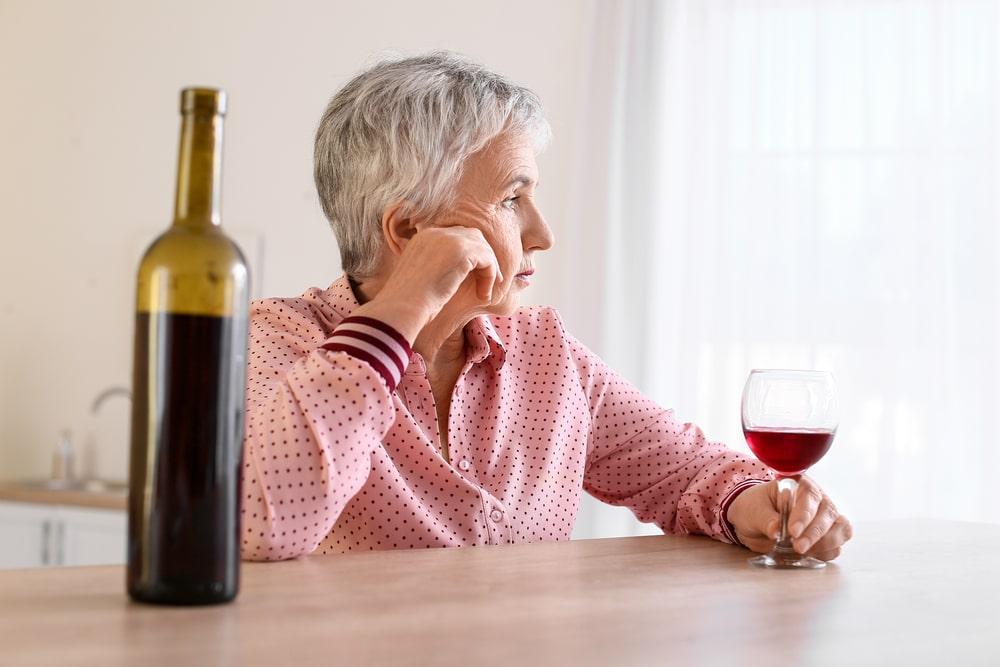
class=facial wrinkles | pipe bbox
[420,133,539,317]
[450,136,536,273]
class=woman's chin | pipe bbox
[487,292,521,317]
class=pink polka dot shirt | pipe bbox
[241,275,772,560]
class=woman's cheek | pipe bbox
[489,220,521,276]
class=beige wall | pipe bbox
[0,0,592,482]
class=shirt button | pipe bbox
[458,459,471,471]
[490,509,503,523]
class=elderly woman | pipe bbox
[241,52,852,561]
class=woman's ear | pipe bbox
[381,203,418,257]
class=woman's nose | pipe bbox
[525,206,554,251]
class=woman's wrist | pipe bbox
[722,479,768,546]
[349,298,430,346]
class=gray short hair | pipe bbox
[314,51,551,277]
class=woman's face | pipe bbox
[424,131,554,316]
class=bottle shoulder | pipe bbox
[136,225,249,316]
[141,226,246,267]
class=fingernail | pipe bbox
[790,522,804,537]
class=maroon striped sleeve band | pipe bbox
[321,316,413,391]
[720,478,769,546]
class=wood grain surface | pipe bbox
[0,520,997,666]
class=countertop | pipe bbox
[0,481,126,511]
[0,519,997,666]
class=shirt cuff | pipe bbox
[720,478,769,546]
[321,316,413,391]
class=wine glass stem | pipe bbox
[775,476,799,555]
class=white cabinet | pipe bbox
[0,503,52,569]
[0,501,125,569]
[58,506,127,567]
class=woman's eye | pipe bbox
[502,196,519,210]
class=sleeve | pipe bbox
[240,300,412,562]
[554,312,773,544]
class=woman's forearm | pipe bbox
[240,313,410,561]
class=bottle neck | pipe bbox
[173,112,223,229]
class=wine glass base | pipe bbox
[749,552,827,570]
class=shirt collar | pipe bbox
[322,274,506,371]
[464,315,507,371]
[322,274,364,319]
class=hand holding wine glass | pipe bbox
[731,369,852,569]
[726,474,852,562]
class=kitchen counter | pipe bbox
[0,481,126,511]
[0,519,997,665]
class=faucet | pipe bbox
[91,385,132,415]
[83,385,133,489]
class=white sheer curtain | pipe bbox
[568,0,1000,539]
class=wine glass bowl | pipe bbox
[743,428,834,477]
[741,369,838,569]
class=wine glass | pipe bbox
[741,369,838,569]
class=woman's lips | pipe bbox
[514,269,534,283]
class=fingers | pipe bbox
[785,477,853,559]
[812,546,842,562]
[793,497,838,554]
[470,250,503,302]
[757,481,782,540]
[805,515,853,560]
[741,535,779,556]
[764,517,781,541]
[453,228,503,303]
[397,225,504,303]
[786,476,824,542]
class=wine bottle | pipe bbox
[127,88,249,605]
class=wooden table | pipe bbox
[1,520,997,666]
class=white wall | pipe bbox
[0,0,592,482]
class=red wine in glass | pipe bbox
[743,427,835,477]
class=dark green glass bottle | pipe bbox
[127,88,249,605]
